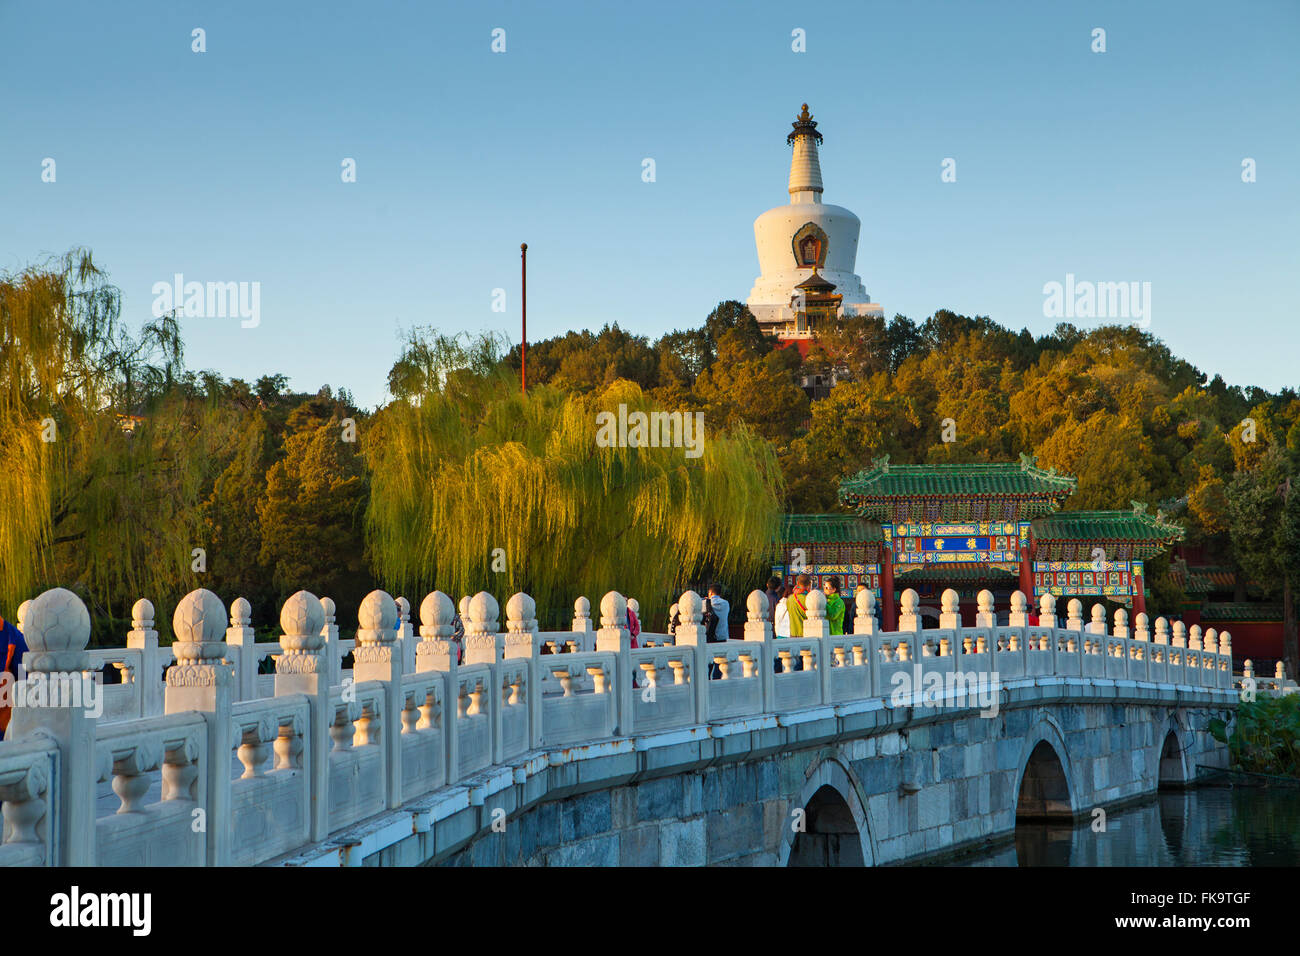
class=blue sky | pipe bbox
[2,0,1296,409]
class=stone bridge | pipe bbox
[0,584,1248,867]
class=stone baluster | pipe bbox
[572,596,595,635]
[1171,621,1187,648]
[273,590,329,841]
[1088,603,1106,635]
[1188,625,1202,651]
[126,598,161,717]
[1203,627,1218,655]
[1243,659,1254,680]
[396,596,417,673]
[1134,612,1150,642]
[672,591,709,721]
[1219,630,1232,668]
[1154,617,1169,644]
[853,588,878,636]
[1276,661,1287,684]
[165,588,234,864]
[225,596,259,702]
[596,591,633,734]
[804,588,829,639]
[7,588,97,865]
[898,588,922,633]
[974,589,995,628]
[1038,593,1057,629]
[744,590,772,642]
[505,592,543,748]
[1113,608,1129,640]
[938,589,960,630]
[464,592,501,665]
[1008,590,1029,628]
[354,590,401,808]
[1066,599,1084,632]
[415,590,459,770]
[319,597,341,689]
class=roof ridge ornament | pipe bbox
[872,453,890,473]
[1131,500,1148,516]
[1018,452,1037,471]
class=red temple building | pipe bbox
[774,456,1185,630]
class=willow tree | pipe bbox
[0,250,218,623]
[365,330,784,626]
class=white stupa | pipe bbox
[746,104,883,336]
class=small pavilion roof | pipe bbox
[1030,507,1184,548]
[778,513,883,544]
[839,456,1076,519]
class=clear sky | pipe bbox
[2,0,1296,409]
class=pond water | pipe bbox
[952,784,1300,866]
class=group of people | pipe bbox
[0,607,29,741]
[767,574,855,637]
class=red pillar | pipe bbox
[881,547,896,631]
[1018,546,1034,599]
[1133,572,1146,618]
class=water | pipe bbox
[954,784,1300,866]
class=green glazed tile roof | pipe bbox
[779,514,884,544]
[1031,508,1184,543]
[1201,603,1283,622]
[1169,565,1237,593]
[839,455,1077,502]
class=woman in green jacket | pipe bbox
[823,576,846,636]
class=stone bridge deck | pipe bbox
[0,585,1247,867]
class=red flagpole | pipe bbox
[521,243,528,395]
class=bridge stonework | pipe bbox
[0,586,1247,868]
[407,688,1225,867]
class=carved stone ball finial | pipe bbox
[806,588,827,620]
[1010,591,1027,612]
[1039,593,1056,615]
[172,588,228,663]
[977,590,994,614]
[132,598,155,630]
[320,596,336,626]
[358,589,398,634]
[458,596,471,620]
[574,595,591,618]
[1114,608,1128,626]
[600,591,627,629]
[395,596,410,624]
[231,596,252,628]
[506,592,537,633]
[746,590,768,622]
[1067,598,1083,618]
[1091,604,1105,625]
[901,588,919,613]
[856,588,875,617]
[467,592,500,635]
[280,591,325,642]
[419,590,455,636]
[679,590,703,624]
[17,599,31,629]
[941,589,959,614]
[23,587,92,673]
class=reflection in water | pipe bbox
[958,785,1300,867]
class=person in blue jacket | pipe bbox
[0,609,29,741]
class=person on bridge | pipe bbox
[0,609,29,741]
[787,574,810,637]
[822,576,846,635]
[706,584,730,640]
[764,576,782,624]
[774,585,792,638]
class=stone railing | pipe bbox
[0,584,1237,867]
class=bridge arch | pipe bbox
[778,757,876,867]
[1156,716,1192,787]
[1013,714,1079,820]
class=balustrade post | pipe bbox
[939,589,960,630]
[505,592,541,754]
[226,597,258,701]
[396,597,416,673]
[743,591,774,712]
[572,596,595,640]
[673,591,710,721]
[7,588,97,865]
[595,592,633,735]
[1088,603,1106,636]
[353,590,402,808]
[319,597,341,688]
[126,598,162,717]
[897,588,921,633]
[853,588,878,636]
[417,591,461,778]
[165,588,234,864]
[273,591,329,841]
[974,589,995,629]
[464,592,501,665]
[801,590,828,704]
